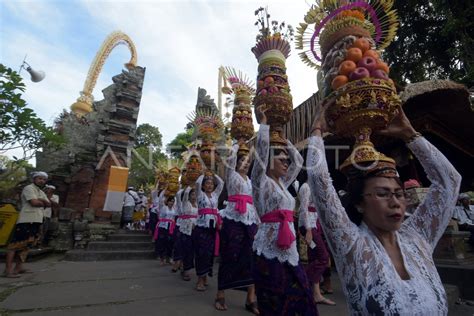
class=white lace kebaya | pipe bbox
[220,144,260,226]
[175,188,184,228]
[298,182,319,229]
[195,174,224,228]
[179,187,198,236]
[251,124,303,266]
[157,190,177,230]
[307,135,461,315]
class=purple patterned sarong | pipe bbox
[193,225,217,277]
[180,233,195,271]
[155,227,174,259]
[217,218,257,290]
[172,229,183,261]
[299,222,329,284]
[253,253,319,316]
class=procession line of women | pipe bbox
[148,104,461,316]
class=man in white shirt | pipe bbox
[4,172,51,278]
[456,193,474,247]
[121,187,139,229]
[42,185,59,246]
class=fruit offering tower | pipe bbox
[187,109,224,172]
[296,0,401,174]
[252,7,295,147]
[221,66,256,156]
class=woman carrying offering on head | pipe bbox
[214,140,260,314]
[306,106,461,315]
[251,105,318,316]
[194,171,224,291]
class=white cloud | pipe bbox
[79,0,318,144]
[1,0,67,35]
[2,0,319,163]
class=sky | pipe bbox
[1,0,319,161]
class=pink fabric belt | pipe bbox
[198,208,222,256]
[153,218,175,240]
[228,194,253,214]
[308,206,317,213]
[260,209,295,250]
[178,214,198,220]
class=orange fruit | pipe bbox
[352,38,371,53]
[331,75,349,90]
[363,49,380,59]
[346,47,363,63]
[338,60,357,76]
[376,61,390,74]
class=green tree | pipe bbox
[167,128,194,159]
[383,0,474,87]
[0,155,31,200]
[135,123,163,149]
[128,146,167,189]
[0,64,63,162]
[127,123,167,188]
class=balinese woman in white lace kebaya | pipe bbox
[214,140,260,314]
[193,172,224,291]
[179,186,198,281]
[251,106,318,316]
[307,106,461,315]
[154,191,177,266]
[297,180,334,306]
[171,185,185,273]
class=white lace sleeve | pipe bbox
[151,189,158,202]
[283,139,303,188]
[225,144,238,186]
[306,135,360,257]
[195,174,204,204]
[298,183,311,229]
[158,190,166,209]
[226,144,238,173]
[403,137,462,249]
[251,124,270,214]
[182,186,191,206]
[214,174,224,197]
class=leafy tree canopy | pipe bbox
[167,128,194,159]
[384,0,474,87]
[0,64,63,162]
[135,123,163,149]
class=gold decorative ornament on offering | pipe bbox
[198,140,220,170]
[186,154,203,183]
[296,0,400,175]
[252,7,295,146]
[155,170,168,191]
[165,167,181,197]
[180,168,189,187]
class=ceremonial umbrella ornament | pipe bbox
[296,0,401,175]
[221,66,256,156]
[252,7,295,147]
[187,109,224,172]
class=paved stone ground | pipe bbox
[0,255,347,315]
[0,255,473,315]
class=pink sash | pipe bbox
[153,218,176,240]
[260,209,295,250]
[178,214,198,220]
[198,208,222,256]
[228,194,253,214]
